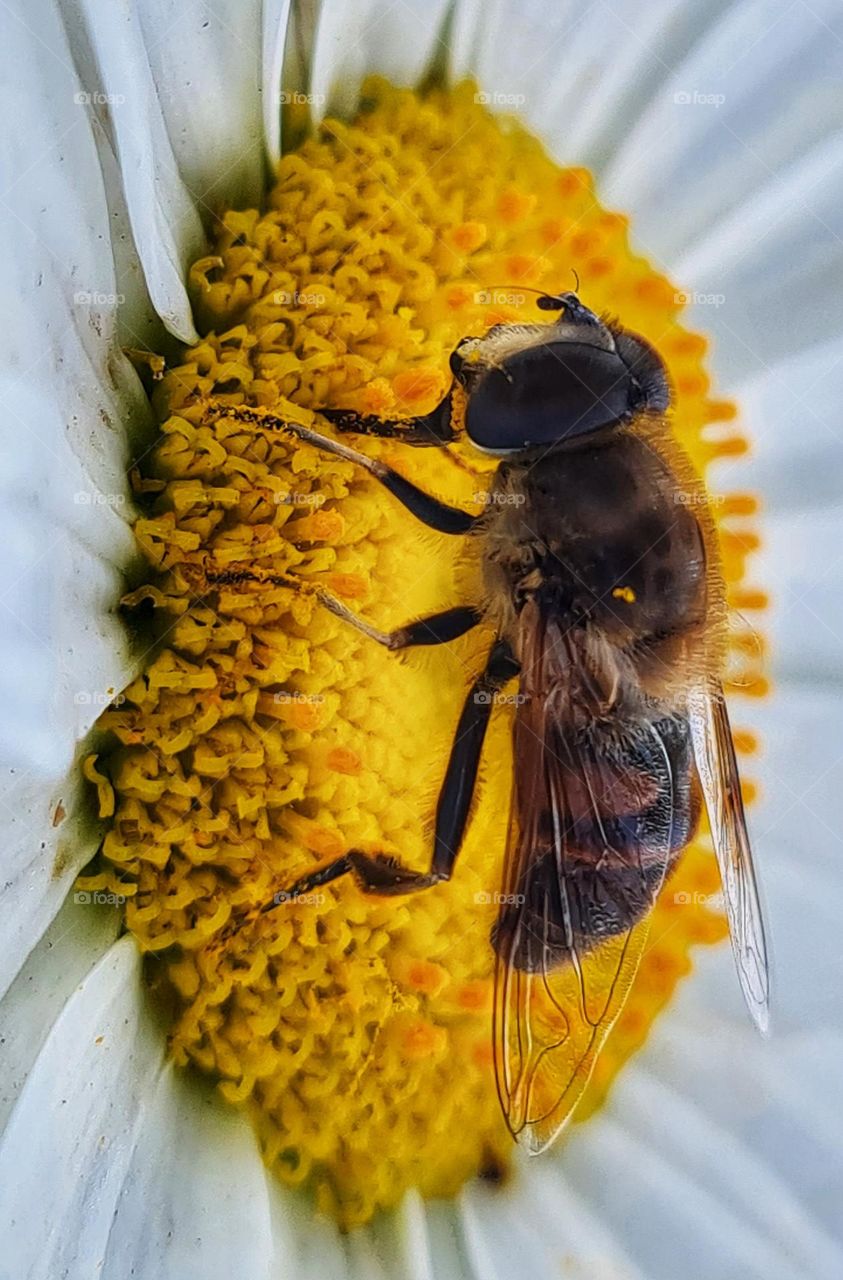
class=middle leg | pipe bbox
[265,639,520,907]
[199,565,483,652]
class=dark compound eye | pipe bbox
[465,342,629,451]
[464,330,670,452]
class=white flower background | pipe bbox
[1,1,842,1277]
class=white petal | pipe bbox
[54,0,453,335]
[602,0,843,249]
[660,682,839,1035]
[378,1194,437,1280]
[134,1,267,213]
[553,1036,843,1280]
[57,0,203,341]
[101,1068,275,1280]
[0,925,290,1280]
[746,507,843,684]
[705,345,843,688]
[742,687,843,874]
[461,1162,648,1280]
[450,0,716,171]
[642,973,843,1235]
[726,685,843,1032]
[0,939,165,1279]
[308,0,452,119]
[267,1186,348,1277]
[0,0,153,994]
[673,131,843,386]
[710,336,843,515]
[0,894,120,1135]
[54,0,293,343]
[619,1063,838,1255]
[263,0,293,166]
[347,1195,478,1280]
[604,0,843,386]
[451,0,843,387]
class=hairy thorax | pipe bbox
[479,426,710,714]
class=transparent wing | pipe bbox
[492,616,685,1153]
[688,681,770,1032]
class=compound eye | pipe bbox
[465,340,637,452]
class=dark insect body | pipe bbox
[204,289,769,1151]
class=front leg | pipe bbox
[204,405,477,535]
[320,384,457,447]
[265,639,520,905]
[318,333,491,448]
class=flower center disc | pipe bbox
[83,78,763,1228]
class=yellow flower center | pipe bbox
[81,78,765,1228]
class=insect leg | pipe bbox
[198,565,481,651]
[204,405,476,534]
[430,638,520,878]
[267,639,519,905]
[320,598,483,650]
[319,385,457,447]
[391,606,483,649]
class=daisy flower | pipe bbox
[2,2,842,1278]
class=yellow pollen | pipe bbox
[392,366,445,407]
[497,188,538,222]
[448,221,488,254]
[612,586,637,604]
[79,78,766,1228]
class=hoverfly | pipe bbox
[207,288,770,1152]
